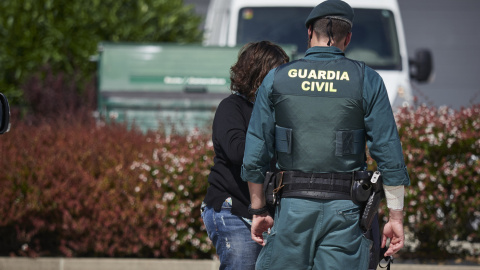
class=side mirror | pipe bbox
[409,49,433,83]
[0,93,10,134]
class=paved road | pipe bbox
[1,258,479,270]
[184,0,480,110]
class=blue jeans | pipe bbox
[201,201,262,270]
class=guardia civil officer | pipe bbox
[240,0,409,269]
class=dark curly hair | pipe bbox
[230,41,289,103]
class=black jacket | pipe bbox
[204,94,253,219]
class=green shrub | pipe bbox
[0,0,203,105]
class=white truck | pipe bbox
[203,0,432,108]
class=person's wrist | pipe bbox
[253,212,269,218]
[389,209,404,222]
[248,204,269,215]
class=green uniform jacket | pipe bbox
[241,46,410,187]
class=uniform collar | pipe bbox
[304,46,345,60]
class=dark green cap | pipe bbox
[305,0,354,28]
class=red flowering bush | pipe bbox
[125,130,214,258]
[0,118,215,258]
[393,105,480,260]
[0,101,479,261]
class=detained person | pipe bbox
[201,41,289,270]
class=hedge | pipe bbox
[0,104,479,262]
[0,118,213,258]
[394,104,480,261]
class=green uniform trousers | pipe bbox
[256,198,371,270]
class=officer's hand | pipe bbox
[251,213,274,246]
[382,209,404,256]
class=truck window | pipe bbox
[236,7,402,70]
[237,7,310,53]
[346,9,402,71]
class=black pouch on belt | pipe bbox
[350,170,375,206]
[263,171,282,217]
[263,171,277,207]
[351,179,373,206]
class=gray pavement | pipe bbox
[1,258,479,270]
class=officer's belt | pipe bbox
[279,171,372,200]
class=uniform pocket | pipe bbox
[275,125,292,154]
[338,205,361,221]
[336,129,365,156]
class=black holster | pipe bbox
[263,171,282,216]
[358,171,385,232]
[350,171,387,270]
[263,171,278,207]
